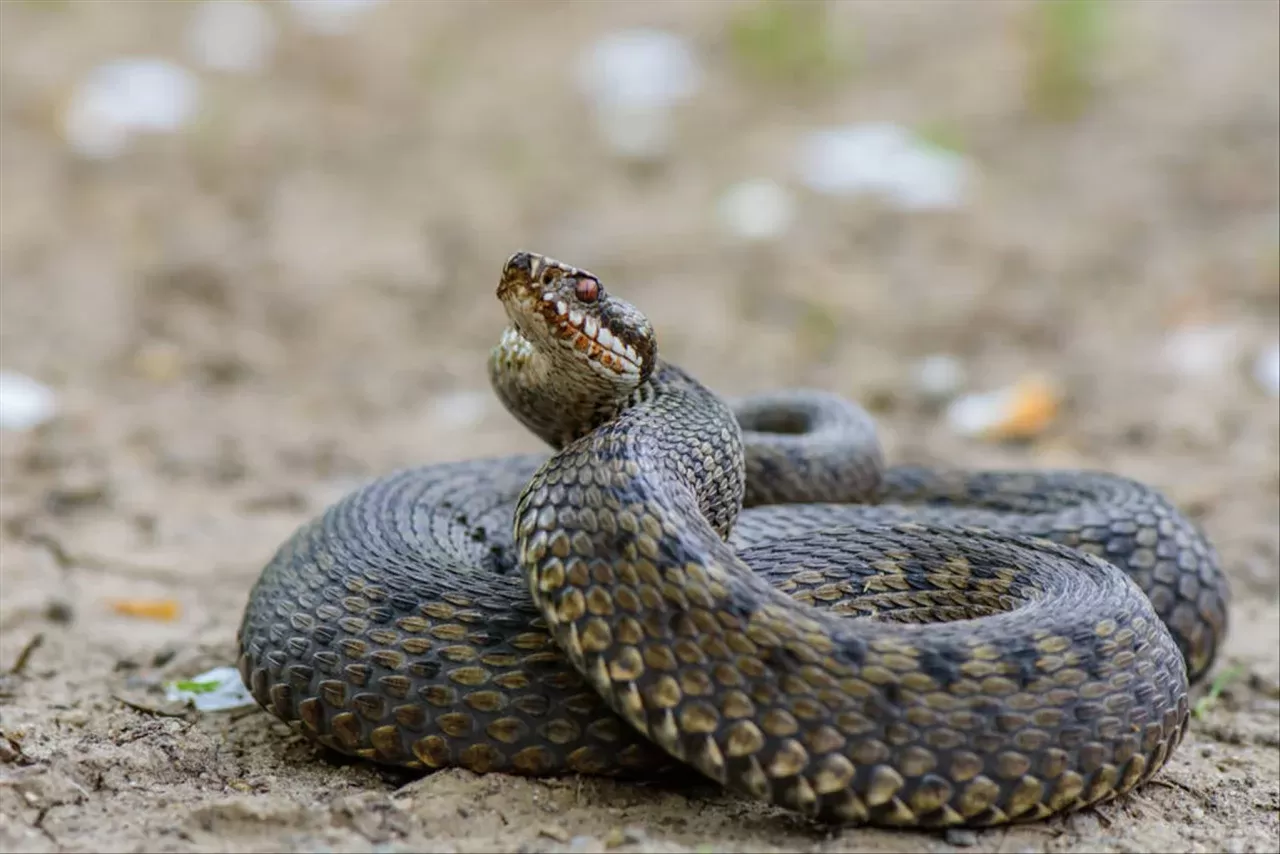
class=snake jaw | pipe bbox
[546,294,645,376]
[497,251,655,384]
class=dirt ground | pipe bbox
[1,2,1278,853]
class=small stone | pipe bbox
[0,736,23,764]
[428,390,490,431]
[945,376,1061,441]
[568,836,599,853]
[186,0,276,73]
[59,709,91,727]
[1252,342,1280,396]
[592,102,674,163]
[61,58,200,159]
[134,340,186,384]
[913,353,966,400]
[287,0,385,36]
[47,465,109,512]
[945,828,978,847]
[1161,324,1240,379]
[603,826,646,849]
[577,29,701,111]
[0,371,56,432]
[539,825,571,843]
[577,29,701,162]
[796,122,971,210]
[44,600,74,624]
[716,179,795,242]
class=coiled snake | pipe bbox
[237,252,1230,828]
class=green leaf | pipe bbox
[173,679,222,695]
[1192,663,1245,720]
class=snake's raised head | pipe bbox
[496,251,655,385]
[491,251,658,447]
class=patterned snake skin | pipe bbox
[237,253,1230,828]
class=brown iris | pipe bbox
[574,278,600,303]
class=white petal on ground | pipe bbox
[944,376,1060,440]
[61,58,200,159]
[592,102,676,162]
[716,179,796,241]
[913,353,967,400]
[577,29,702,111]
[186,0,277,74]
[287,0,385,36]
[577,29,702,160]
[1253,342,1280,396]
[164,666,256,712]
[796,122,970,210]
[946,387,1016,437]
[429,390,490,431]
[0,370,57,431]
[1161,324,1241,379]
[881,144,971,211]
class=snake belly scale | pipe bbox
[237,252,1230,828]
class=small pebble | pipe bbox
[1161,324,1240,379]
[539,825,571,843]
[945,376,1061,441]
[287,0,384,36]
[1252,342,1279,396]
[796,122,971,210]
[134,341,186,383]
[577,29,701,111]
[185,0,276,73]
[429,390,490,431]
[0,370,57,431]
[945,828,978,847]
[577,29,701,161]
[43,600,74,624]
[716,179,795,242]
[913,353,967,400]
[568,836,598,853]
[591,102,674,163]
[61,58,200,159]
[604,826,647,848]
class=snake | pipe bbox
[236,252,1230,828]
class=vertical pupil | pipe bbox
[576,279,599,302]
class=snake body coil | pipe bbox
[237,253,1230,828]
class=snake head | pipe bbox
[496,251,656,386]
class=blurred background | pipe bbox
[0,2,1277,852]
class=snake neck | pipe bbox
[488,324,652,450]
[566,360,749,543]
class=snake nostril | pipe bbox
[505,251,535,278]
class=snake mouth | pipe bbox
[544,294,645,375]
[497,251,653,380]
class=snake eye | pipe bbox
[574,277,600,303]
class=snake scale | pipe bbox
[237,252,1230,828]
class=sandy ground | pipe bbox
[1,2,1278,853]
